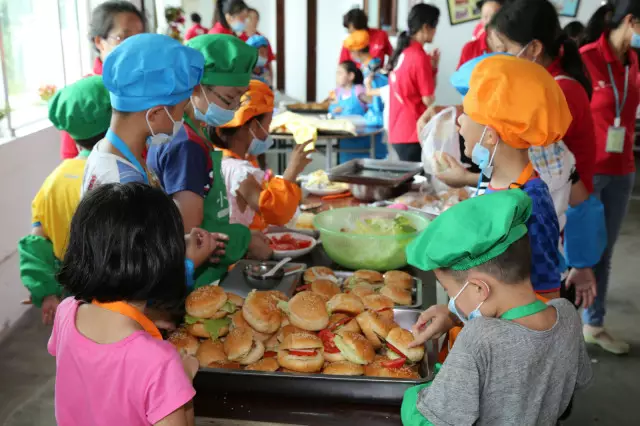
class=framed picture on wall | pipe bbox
[447,0,481,26]
[550,0,581,18]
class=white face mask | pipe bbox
[146,107,183,145]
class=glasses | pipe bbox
[106,33,133,44]
[209,89,251,111]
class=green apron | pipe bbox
[193,136,251,288]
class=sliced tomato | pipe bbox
[296,240,312,249]
[296,284,311,292]
[328,316,352,331]
[318,330,340,354]
[263,351,277,358]
[273,243,297,251]
[386,342,405,358]
[376,307,392,313]
[381,357,407,369]
[288,349,317,356]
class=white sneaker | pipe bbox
[583,325,630,355]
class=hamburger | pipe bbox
[356,311,396,349]
[323,360,364,376]
[245,357,280,372]
[196,339,227,367]
[309,279,341,300]
[223,327,266,365]
[303,266,337,284]
[226,292,245,308]
[380,285,412,306]
[331,331,375,365]
[208,361,242,370]
[385,327,425,364]
[242,290,283,334]
[326,313,361,334]
[265,333,280,353]
[184,285,234,339]
[349,283,375,300]
[277,324,313,343]
[361,294,395,321]
[168,328,199,356]
[279,291,329,331]
[364,357,420,379]
[343,270,383,290]
[326,293,365,316]
[383,270,413,290]
[277,333,325,373]
[264,290,289,302]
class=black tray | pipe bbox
[219,260,306,298]
[328,159,423,187]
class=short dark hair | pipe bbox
[248,7,260,19]
[443,235,532,284]
[191,12,201,23]
[89,1,147,53]
[343,8,368,30]
[207,112,268,148]
[58,183,187,307]
[339,60,364,85]
[76,130,107,151]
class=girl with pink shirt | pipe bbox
[49,182,198,426]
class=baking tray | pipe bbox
[220,260,306,298]
[332,270,423,309]
[194,308,438,405]
[328,159,423,187]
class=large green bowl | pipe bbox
[313,207,430,271]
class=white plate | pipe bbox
[302,183,349,196]
[266,232,318,260]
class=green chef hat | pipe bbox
[406,190,532,272]
[186,34,259,87]
[48,75,111,141]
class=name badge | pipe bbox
[606,126,625,154]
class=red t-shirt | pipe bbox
[472,22,484,41]
[457,32,489,70]
[388,41,435,144]
[580,33,639,176]
[547,60,596,193]
[339,28,393,68]
[185,24,208,41]
[209,22,249,41]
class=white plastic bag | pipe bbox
[419,106,461,176]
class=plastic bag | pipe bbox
[419,106,460,176]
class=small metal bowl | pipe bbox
[243,263,285,290]
[349,182,411,202]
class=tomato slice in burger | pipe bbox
[296,284,311,292]
[387,342,405,358]
[318,329,341,353]
[376,307,392,313]
[381,357,406,369]
[263,351,277,358]
[288,349,317,356]
[328,316,352,331]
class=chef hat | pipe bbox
[103,34,204,112]
[246,34,269,49]
[186,34,259,87]
[220,79,274,128]
[461,54,572,149]
[48,75,111,141]
[407,189,532,272]
[343,30,370,51]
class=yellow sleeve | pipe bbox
[31,185,46,227]
[258,178,302,226]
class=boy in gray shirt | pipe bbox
[403,190,592,425]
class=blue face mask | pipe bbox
[470,127,497,178]
[447,282,486,324]
[230,20,246,33]
[192,86,236,127]
[247,121,274,156]
[256,56,268,68]
[632,31,640,49]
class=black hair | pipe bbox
[207,113,268,149]
[76,130,107,151]
[443,235,532,285]
[191,12,201,24]
[584,0,640,45]
[340,60,364,85]
[248,7,260,19]
[89,0,146,53]
[343,8,369,30]
[564,20,585,44]
[491,0,593,99]
[387,4,440,71]
[58,183,187,307]
[214,0,249,29]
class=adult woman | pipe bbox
[245,8,275,67]
[471,0,504,41]
[339,8,394,68]
[60,0,145,160]
[387,3,440,162]
[147,34,272,288]
[578,0,640,354]
[209,0,249,40]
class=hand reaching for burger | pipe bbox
[409,304,457,348]
[185,228,228,267]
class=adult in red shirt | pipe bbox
[577,1,640,354]
[184,13,208,41]
[471,0,504,41]
[338,8,393,68]
[245,7,275,81]
[387,3,440,162]
[209,0,249,41]
[59,0,145,160]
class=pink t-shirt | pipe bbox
[48,298,195,426]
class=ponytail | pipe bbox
[387,31,411,71]
[387,3,440,71]
[583,4,614,45]
[213,0,248,29]
[556,33,593,99]
[213,0,226,28]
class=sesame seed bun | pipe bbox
[361,294,395,311]
[287,291,329,331]
[265,333,280,352]
[353,270,384,284]
[265,290,289,302]
[186,321,230,339]
[386,327,424,362]
[383,271,413,290]
[185,285,228,318]
[323,361,365,376]
[230,310,249,329]
[245,357,280,372]
[277,324,313,343]
[326,293,365,316]
[364,358,420,379]
[224,327,265,364]
[380,285,412,306]
[327,313,361,334]
[350,284,375,300]
[310,279,341,300]
[196,340,227,367]
[334,331,375,365]
[323,350,346,362]
[303,266,337,284]
[226,292,245,307]
[356,311,396,349]
[279,332,324,351]
[277,332,324,373]
[168,328,199,356]
[242,290,282,334]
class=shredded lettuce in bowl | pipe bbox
[349,215,418,236]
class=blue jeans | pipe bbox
[582,172,636,326]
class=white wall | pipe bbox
[0,127,60,340]
[284,0,308,101]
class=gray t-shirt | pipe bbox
[418,299,592,426]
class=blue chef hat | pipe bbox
[246,35,268,49]
[450,52,510,98]
[103,33,205,112]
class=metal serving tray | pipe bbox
[333,270,423,309]
[328,159,423,187]
[219,260,306,298]
[194,308,437,405]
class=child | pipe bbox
[19,76,111,325]
[51,183,198,425]
[403,190,592,425]
[246,34,272,87]
[214,79,312,229]
[184,12,208,41]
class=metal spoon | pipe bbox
[262,257,292,278]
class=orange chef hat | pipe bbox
[343,30,370,51]
[463,55,572,149]
[220,79,274,128]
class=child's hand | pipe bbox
[181,353,199,381]
[247,231,273,260]
[185,228,229,267]
[435,153,475,188]
[283,141,315,182]
[41,295,61,325]
[565,267,597,308]
[332,106,343,114]
[409,304,456,348]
